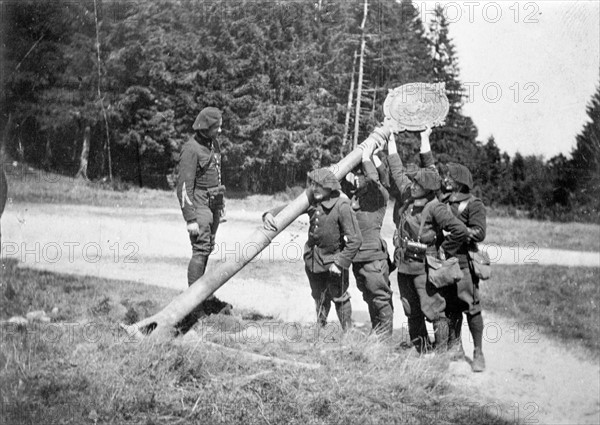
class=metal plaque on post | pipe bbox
[383,82,449,132]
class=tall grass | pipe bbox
[1,259,514,425]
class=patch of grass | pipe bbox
[5,162,174,209]
[485,216,600,252]
[0,259,516,425]
[481,265,600,356]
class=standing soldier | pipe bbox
[263,168,362,331]
[388,128,467,353]
[344,143,394,338]
[439,162,487,372]
[176,107,231,318]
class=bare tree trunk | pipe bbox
[76,126,91,180]
[122,126,392,341]
[352,0,369,149]
[342,51,357,147]
[43,137,52,170]
[93,0,113,183]
[1,113,13,162]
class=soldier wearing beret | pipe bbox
[176,107,231,319]
[263,168,363,331]
[439,162,487,372]
[344,143,394,338]
[387,128,467,353]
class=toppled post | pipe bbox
[122,126,392,341]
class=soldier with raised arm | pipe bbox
[387,128,467,353]
[344,143,394,337]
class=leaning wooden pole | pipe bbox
[123,125,392,341]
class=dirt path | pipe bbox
[2,202,599,424]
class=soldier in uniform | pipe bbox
[438,162,487,372]
[343,143,394,337]
[387,128,467,353]
[176,107,231,319]
[263,168,362,331]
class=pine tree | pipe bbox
[569,82,600,217]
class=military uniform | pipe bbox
[267,168,362,330]
[175,107,231,332]
[177,117,225,284]
[440,191,486,315]
[439,162,487,371]
[349,160,394,337]
[388,151,467,352]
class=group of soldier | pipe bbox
[177,107,487,373]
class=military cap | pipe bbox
[192,107,222,131]
[307,168,341,191]
[446,162,473,190]
[409,168,441,191]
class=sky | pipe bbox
[421,0,600,159]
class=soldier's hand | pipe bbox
[358,142,375,161]
[387,133,398,154]
[187,221,200,237]
[328,263,342,276]
[262,212,278,231]
[421,126,432,138]
[467,227,483,241]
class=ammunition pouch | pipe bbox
[426,255,463,288]
[206,185,226,210]
[468,249,491,280]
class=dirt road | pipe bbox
[2,202,599,424]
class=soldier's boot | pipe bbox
[433,317,450,353]
[188,253,209,286]
[334,299,353,332]
[408,316,431,354]
[447,311,465,360]
[468,313,485,372]
[315,299,331,328]
[373,304,394,339]
[178,255,233,334]
[472,348,486,372]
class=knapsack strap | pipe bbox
[457,194,475,215]
[417,198,439,241]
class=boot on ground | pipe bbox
[472,348,486,372]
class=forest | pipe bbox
[1,0,598,222]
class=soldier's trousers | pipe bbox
[445,266,484,349]
[445,266,482,316]
[188,203,221,285]
[305,267,352,331]
[352,259,393,337]
[397,272,447,352]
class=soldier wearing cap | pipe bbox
[343,143,394,338]
[263,168,362,331]
[176,107,231,319]
[387,128,467,353]
[438,162,487,371]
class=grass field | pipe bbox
[481,264,600,357]
[5,164,600,252]
[0,259,514,425]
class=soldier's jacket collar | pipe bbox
[449,192,472,203]
[194,132,213,148]
[320,194,341,209]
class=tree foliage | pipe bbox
[1,0,597,222]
